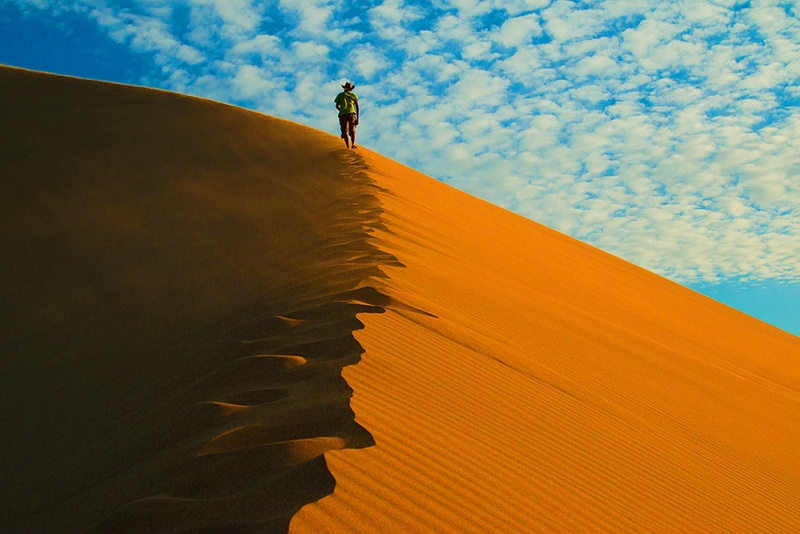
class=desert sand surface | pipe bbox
[2,65,799,533]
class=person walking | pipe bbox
[335,82,360,149]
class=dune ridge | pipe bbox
[2,66,800,533]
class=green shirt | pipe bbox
[335,91,359,116]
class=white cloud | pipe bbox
[493,13,542,48]
[175,44,205,65]
[622,19,680,58]
[645,40,706,71]
[541,3,607,43]
[447,68,510,109]
[278,0,333,36]
[231,34,282,57]
[498,46,542,84]
[231,64,275,100]
[462,39,495,61]
[572,55,617,77]
[434,13,478,46]
[292,41,329,61]
[350,45,389,79]
[208,0,261,33]
[401,30,440,56]
[370,0,421,26]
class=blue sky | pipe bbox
[2,0,799,338]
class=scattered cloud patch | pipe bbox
[8,0,800,284]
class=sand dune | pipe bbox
[2,66,799,532]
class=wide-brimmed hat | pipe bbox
[342,81,355,90]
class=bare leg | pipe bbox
[346,116,357,149]
[340,117,350,148]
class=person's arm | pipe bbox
[355,100,360,123]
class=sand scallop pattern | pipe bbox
[91,156,405,532]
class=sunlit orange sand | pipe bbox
[2,66,799,533]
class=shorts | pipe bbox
[339,113,357,138]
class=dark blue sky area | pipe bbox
[0,6,147,84]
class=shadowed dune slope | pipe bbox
[1,66,389,532]
[3,66,800,533]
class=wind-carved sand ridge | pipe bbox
[90,154,399,532]
[0,66,410,532]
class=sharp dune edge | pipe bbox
[1,66,799,533]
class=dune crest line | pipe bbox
[0,66,406,532]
